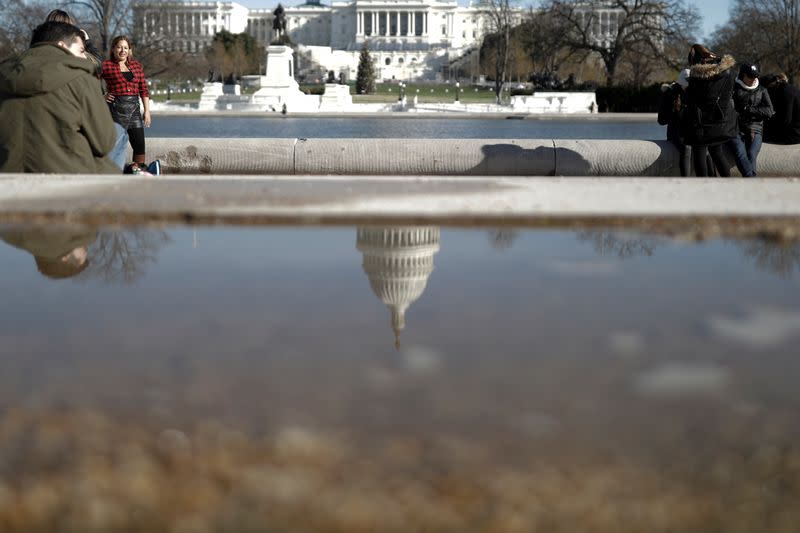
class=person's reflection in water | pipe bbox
[487,229,519,251]
[0,225,96,279]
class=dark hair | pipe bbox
[687,43,718,65]
[45,9,76,24]
[30,21,83,47]
[109,35,133,60]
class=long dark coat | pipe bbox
[682,54,738,145]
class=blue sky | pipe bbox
[244,0,732,40]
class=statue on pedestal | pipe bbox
[272,4,288,43]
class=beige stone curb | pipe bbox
[141,138,800,177]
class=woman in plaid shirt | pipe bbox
[101,36,151,167]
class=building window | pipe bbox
[385,57,391,65]
[398,57,404,64]
[441,25,446,35]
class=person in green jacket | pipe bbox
[0,21,120,173]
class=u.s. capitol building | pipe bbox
[133,0,522,81]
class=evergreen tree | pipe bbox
[355,42,375,94]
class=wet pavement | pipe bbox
[0,223,799,532]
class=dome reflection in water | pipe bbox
[0,223,798,532]
[357,226,440,349]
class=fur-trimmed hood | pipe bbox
[689,54,736,80]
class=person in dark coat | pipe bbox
[658,68,716,176]
[732,63,774,176]
[658,70,691,176]
[681,44,739,177]
[763,73,800,144]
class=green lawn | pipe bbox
[149,83,504,104]
[311,83,502,103]
[150,90,202,103]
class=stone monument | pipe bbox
[252,44,304,110]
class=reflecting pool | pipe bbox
[1,223,799,532]
[149,116,666,139]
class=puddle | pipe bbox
[1,223,799,532]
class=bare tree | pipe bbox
[483,0,519,103]
[63,0,132,54]
[0,0,51,61]
[736,238,800,278]
[711,0,800,83]
[617,40,658,87]
[80,229,170,284]
[577,230,662,258]
[540,0,700,86]
[519,7,571,77]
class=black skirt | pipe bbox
[108,95,144,130]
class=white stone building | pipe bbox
[133,0,519,80]
[132,0,631,82]
[134,1,251,54]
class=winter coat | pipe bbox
[733,78,774,135]
[764,82,800,144]
[657,82,685,146]
[682,54,738,145]
[0,43,119,173]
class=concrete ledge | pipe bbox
[293,139,555,176]
[1,176,800,224]
[150,138,296,174]
[144,138,800,177]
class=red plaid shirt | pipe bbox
[101,58,149,98]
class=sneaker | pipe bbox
[146,159,161,176]
[124,163,152,176]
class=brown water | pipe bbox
[0,224,799,532]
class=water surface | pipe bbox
[1,224,798,532]
[149,116,665,139]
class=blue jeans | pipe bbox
[109,123,129,170]
[728,135,756,177]
[742,131,763,176]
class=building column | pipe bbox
[373,12,377,35]
[410,11,415,36]
[357,11,361,35]
[423,12,427,35]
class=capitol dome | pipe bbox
[356,226,440,348]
